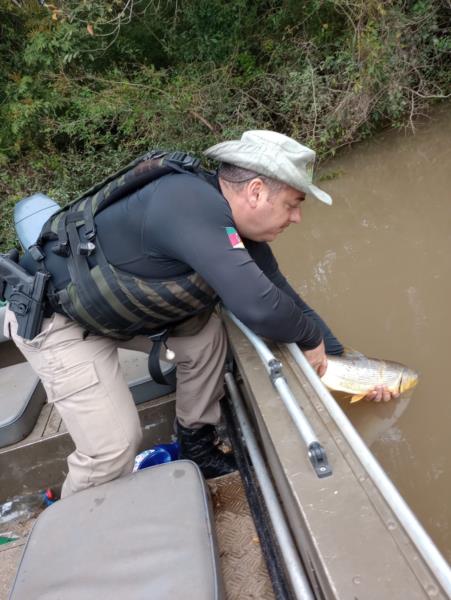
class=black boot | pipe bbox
[177,422,237,479]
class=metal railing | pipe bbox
[226,311,331,478]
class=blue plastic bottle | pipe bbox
[134,442,180,471]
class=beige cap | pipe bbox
[204,130,332,205]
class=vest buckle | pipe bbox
[52,242,70,257]
[77,242,96,256]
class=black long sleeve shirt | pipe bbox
[95,171,340,350]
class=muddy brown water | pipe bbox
[272,105,451,562]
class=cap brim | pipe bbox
[307,183,332,205]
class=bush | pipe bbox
[0,0,449,251]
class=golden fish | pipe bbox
[321,349,419,403]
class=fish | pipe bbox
[321,348,419,403]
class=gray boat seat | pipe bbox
[10,461,223,600]
[0,362,46,447]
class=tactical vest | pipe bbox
[38,151,218,340]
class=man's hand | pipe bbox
[364,386,400,403]
[304,340,328,377]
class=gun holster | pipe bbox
[0,251,50,340]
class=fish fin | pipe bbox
[332,391,352,402]
[350,393,366,404]
[343,346,366,359]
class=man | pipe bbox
[4,130,396,497]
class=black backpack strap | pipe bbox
[59,218,133,334]
[83,199,97,242]
[53,212,70,256]
[148,329,173,385]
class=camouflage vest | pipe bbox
[39,151,218,339]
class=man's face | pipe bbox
[244,180,305,242]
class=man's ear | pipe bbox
[246,178,264,208]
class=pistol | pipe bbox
[0,252,50,340]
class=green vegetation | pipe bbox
[1,0,449,250]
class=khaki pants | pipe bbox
[4,308,227,497]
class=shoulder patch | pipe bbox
[226,227,245,249]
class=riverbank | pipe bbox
[1,1,449,252]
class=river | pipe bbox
[272,105,451,562]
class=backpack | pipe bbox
[36,150,218,346]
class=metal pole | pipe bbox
[226,311,331,477]
[225,372,315,600]
[286,342,451,597]
[272,377,316,445]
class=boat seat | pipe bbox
[9,461,223,600]
[0,362,46,447]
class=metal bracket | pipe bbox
[308,441,332,478]
[268,359,283,382]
